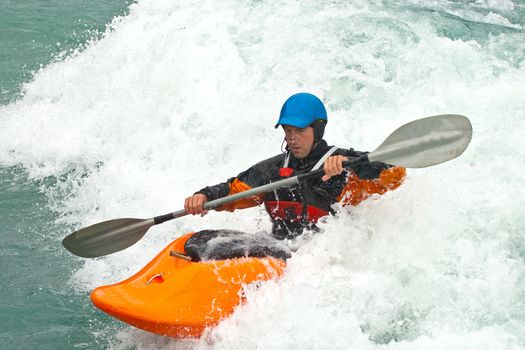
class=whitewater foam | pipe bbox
[1,0,524,349]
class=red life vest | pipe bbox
[264,201,329,223]
[264,146,338,238]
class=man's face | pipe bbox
[283,125,315,159]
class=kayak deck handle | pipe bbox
[170,250,192,262]
[146,273,164,285]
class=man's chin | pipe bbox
[291,150,306,159]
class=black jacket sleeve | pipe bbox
[195,154,284,201]
[195,179,233,201]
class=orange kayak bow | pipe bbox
[91,232,286,338]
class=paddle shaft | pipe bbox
[62,114,472,258]
[152,156,368,225]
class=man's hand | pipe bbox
[321,155,349,182]
[184,193,208,215]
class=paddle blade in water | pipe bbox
[368,114,472,168]
[62,218,155,258]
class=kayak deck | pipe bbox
[91,233,286,338]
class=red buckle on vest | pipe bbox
[279,167,294,177]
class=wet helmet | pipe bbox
[275,93,327,141]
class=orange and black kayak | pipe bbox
[91,230,289,338]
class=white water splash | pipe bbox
[1,0,524,349]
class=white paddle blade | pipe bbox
[368,114,472,168]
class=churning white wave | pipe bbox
[1,0,524,349]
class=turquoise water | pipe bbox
[1,1,132,349]
[0,0,133,104]
[0,167,102,348]
[1,0,525,349]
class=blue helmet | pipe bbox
[275,93,328,140]
[275,93,327,128]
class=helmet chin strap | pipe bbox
[281,138,288,153]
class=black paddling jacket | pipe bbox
[196,140,406,239]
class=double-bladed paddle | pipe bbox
[62,114,472,258]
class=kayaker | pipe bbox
[185,93,406,239]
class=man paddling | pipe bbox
[63,112,471,258]
[185,93,406,239]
